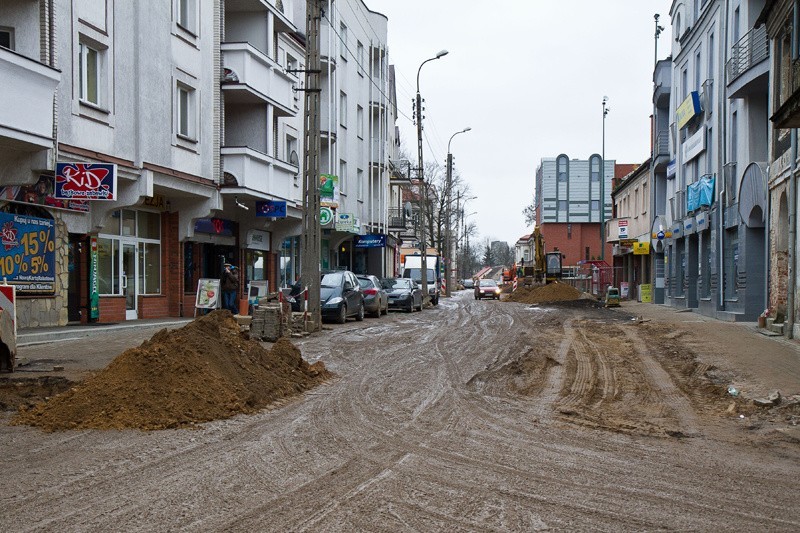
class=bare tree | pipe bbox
[522,195,537,227]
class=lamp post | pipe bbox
[415,49,448,304]
[455,194,476,281]
[601,96,610,261]
[462,210,477,279]
[445,127,471,297]
[654,14,664,69]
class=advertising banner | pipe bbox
[618,219,628,239]
[55,163,117,201]
[89,237,99,319]
[639,283,652,303]
[195,278,221,311]
[0,175,89,212]
[194,218,234,236]
[0,212,56,294]
[633,242,650,255]
[255,200,287,218]
[320,174,340,208]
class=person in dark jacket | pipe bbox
[220,263,240,313]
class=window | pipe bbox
[695,49,702,92]
[357,168,364,201]
[339,160,347,193]
[0,27,14,50]
[340,23,348,60]
[340,91,347,127]
[177,84,196,139]
[557,156,568,182]
[707,33,715,110]
[286,134,298,163]
[706,127,713,174]
[177,0,197,34]
[642,183,648,215]
[591,199,600,211]
[357,41,364,75]
[558,200,567,211]
[681,67,688,99]
[357,105,364,138]
[79,42,101,105]
[590,157,600,182]
[733,7,740,43]
[99,210,161,296]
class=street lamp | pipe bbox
[445,126,471,297]
[601,96,610,261]
[415,49,448,304]
[461,210,478,279]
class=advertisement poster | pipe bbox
[255,200,287,218]
[195,278,221,311]
[55,163,117,201]
[0,175,89,213]
[320,174,339,208]
[89,237,99,319]
[0,212,56,294]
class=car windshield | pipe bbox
[383,278,411,289]
[357,278,372,289]
[320,272,344,288]
[480,279,497,287]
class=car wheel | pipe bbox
[407,301,414,313]
[337,304,347,324]
[356,302,365,321]
[382,299,388,315]
[417,299,423,312]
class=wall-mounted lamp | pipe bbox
[235,196,249,210]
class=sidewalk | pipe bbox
[17,318,194,347]
[620,301,800,399]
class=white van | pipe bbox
[401,254,441,305]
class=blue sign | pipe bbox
[256,200,287,218]
[0,212,56,294]
[55,162,117,200]
[194,218,234,236]
[354,234,386,248]
[666,159,676,179]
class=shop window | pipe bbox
[137,211,161,239]
[97,237,117,294]
[142,242,161,294]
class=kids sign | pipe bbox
[55,162,117,201]
[0,212,56,294]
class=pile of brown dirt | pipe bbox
[507,281,590,304]
[12,311,330,431]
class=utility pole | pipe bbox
[445,127,470,296]
[601,96,610,261]
[415,50,448,304]
[300,0,326,331]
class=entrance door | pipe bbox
[122,241,138,320]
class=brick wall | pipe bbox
[138,295,169,318]
[540,223,613,266]
[162,211,182,317]
[98,296,126,323]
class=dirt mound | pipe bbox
[507,281,590,304]
[12,311,330,431]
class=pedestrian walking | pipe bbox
[221,263,240,314]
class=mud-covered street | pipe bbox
[2,293,800,531]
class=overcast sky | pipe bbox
[367,0,674,246]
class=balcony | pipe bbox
[726,25,769,99]
[0,47,60,153]
[653,130,670,170]
[221,146,299,200]
[387,207,409,231]
[652,59,671,107]
[370,139,387,168]
[773,58,800,128]
[221,42,297,116]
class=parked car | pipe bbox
[356,275,388,317]
[474,278,501,300]
[382,277,423,312]
[320,270,365,323]
[462,278,475,290]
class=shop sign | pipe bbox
[89,237,99,319]
[0,212,56,294]
[320,206,334,227]
[682,126,705,162]
[618,219,629,239]
[676,91,702,129]
[354,234,386,248]
[336,212,357,233]
[320,174,340,208]
[683,216,696,235]
[671,222,683,240]
[639,283,652,303]
[696,210,709,232]
[246,229,271,251]
[255,200,287,218]
[666,159,676,179]
[55,163,117,201]
[633,242,650,255]
[0,175,89,212]
[143,195,167,210]
[194,218,234,236]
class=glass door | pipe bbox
[122,241,138,320]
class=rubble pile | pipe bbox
[13,310,329,431]
[507,281,590,304]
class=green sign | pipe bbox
[320,206,333,226]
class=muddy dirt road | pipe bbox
[2,293,800,531]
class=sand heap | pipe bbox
[507,281,589,304]
[13,311,330,431]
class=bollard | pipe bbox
[238,298,250,316]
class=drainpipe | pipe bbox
[787,1,799,338]
[719,0,730,311]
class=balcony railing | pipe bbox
[221,42,297,115]
[726,25,768,84]
[654,131,669,157]
[387,207,409,230]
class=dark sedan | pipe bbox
[357,275,388,318]
[382,277,423,312]
[320,270,365,323]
